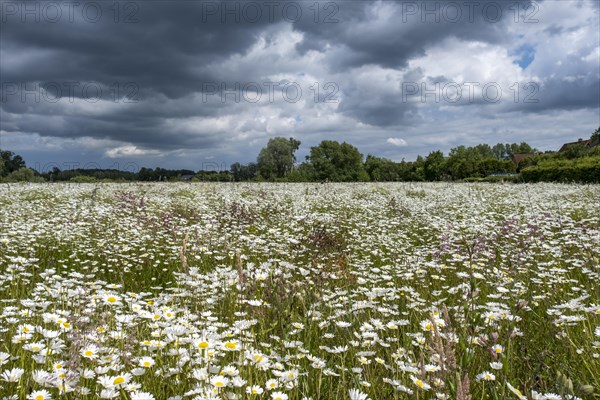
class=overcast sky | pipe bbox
[1,0,599,171]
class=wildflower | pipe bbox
[125,382,142,392]
[282,369,298,381]
[265,379,279,390]
[0,367,25,382]
[349,388,370,400]
[490,361,503,370]
[99,373,132,388]
[222,365,239,376]
[410,376,431,390]
[130,391,155,400]
[99,388,119,399]
[476,371,496,381]
[24,342,46,353]
[271,392,288,400]
[246,385,264,395]
[32,370,56,386]
[507,382,527,399]
[193,338,211,350]
[222,340,240,351]
[541,394,561,400]
[27,390,52,400]
[210,375,229,388]
[80,345,99,360]
[103,294,121,305]
[424,364,441,372]
[139,356,155,368]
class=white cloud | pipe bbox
[105,146,162,158]
[386,137,408,147]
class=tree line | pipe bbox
[1,127,598,183]
[230,138,535,182]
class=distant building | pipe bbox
[559,138,599,152]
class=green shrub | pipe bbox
[1,168,45,183]
[520,156,600,183]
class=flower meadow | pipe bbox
[0,182,598,400]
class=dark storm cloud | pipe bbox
[0,1,282,99]
[1,0,539,101]
[293,0,533,70]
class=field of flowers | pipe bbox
[0,182,598,400]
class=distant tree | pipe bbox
[474,144,495,159]
[286,162,312,182]
[245,163,259,181]
[507,142,535,156]
[395,160,416,181]
[364,155,399,181]
[412,156,426,181]
[257,137,301,180]
[0,150,26,176]
[230,162,243,181]
[445,146,480,179]
[424,150,446,181]
[516,142,535,154]
[307,140,369,182]
[492,143,509,160]
[231,162,258,181]
[0,157,4,177]
[591,126,600,142]
[138,167,156,181]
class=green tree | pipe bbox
[445,146,480,179]
[508,142,535,156]
[515,142,535,154]
[0,157,4,177]
[0,149,26,176]
[231,162,258,181]
[364,155,399,181]
[286,163,312,182]
[257,137,301,180]
[424,150,446,181]
[591,126,600,142]
[473,144,495,159]
[307,140,369,182]
[492,143,509,160]
[412,156,426,181]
